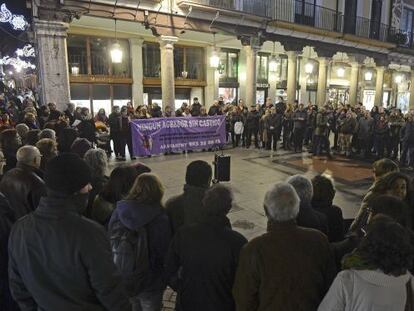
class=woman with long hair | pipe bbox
[109,173,171,311]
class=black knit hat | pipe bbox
[45,153,92,195]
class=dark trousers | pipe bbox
[231,132,241,147]
[266,130,280,151]
[282,127,292,149]
[388,136,400,159]
[127,132,134,158]
[246,128,259,148]
[374,134,386,158]
[313,135,330,155]
[401,142,414,166]
[112,132,126,158]
[293,128,305,152]
[333,130,339,149]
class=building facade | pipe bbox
[29,0,414,113]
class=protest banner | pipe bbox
[130,115,226,156]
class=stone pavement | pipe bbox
[110,147,377,310]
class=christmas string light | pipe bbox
[16,44,35,57]
[0,56,35,71]
[0,3,28,31]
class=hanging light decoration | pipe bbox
[110,19,123,64]
[0,56,35,71]
[269,42,278,72]
[0,3,28,31]
[337,66,345,78]
[15,44,35,58]
[304,62,314,74]
[209,33,220,69]
[71,65,80,75]
[395,74,403,84]
[364,70,373,81]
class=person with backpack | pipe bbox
[109,173,171,311]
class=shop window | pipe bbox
[174,47,185,78]
[70,84,90,110]
[90,37,110,75]
[143,43,161,78]
[92,85,111,116]
[219,87,238,104]
[113,84,132,108]
[186,48,204,79]
[67,35,88,75]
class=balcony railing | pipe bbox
[178,0,414,48]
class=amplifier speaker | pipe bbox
[213,153,231,182]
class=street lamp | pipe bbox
[337,66,345,78]
[210,33,220,69]
[395,74,403,84]
[364,71,373,81]
[110,19,123,64]
[304,62,314,74]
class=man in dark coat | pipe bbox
[0,145,46,219]
[166,185,247,311]
[287,174,329,236]
[190,97,202,116]
[233,182,336,311]
[108,106,123,159]
[265,107,283,151]
[8,153,131,311]
[292,104,308,152]
[245,105,260,148]
[401,113,414,167]
[0,193,19,311]
[166,160,212,234]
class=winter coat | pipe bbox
[165,184,209,234]
[91,194,116,227]
[402,121,414,146]
[0,193,18,311]
[86,175,109,219]
[0,162,46,219]
[374,119,388,136]
[293,110,308,130]
[318,270,414,311]
[108,112,121,135]
[246,111,260,130]
[297,202,329,236]
[233,220,336,311]
[315,112,329,136]
[339,118,357,135]
[165,214,247,311]
[265,113,283,132]
[357,117,374,140]
[208,105,222,116]
[109,200,172,293]
[389,115,405,138]
[312,200,344,242]
[191,103,202,116]
[275,101,286,114]
[8,196,131,311]
[77,119,96,143]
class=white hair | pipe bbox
[286,175,313,205]
[264,182,300,222]
[16,145,41,166]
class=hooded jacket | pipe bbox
[318,270,414,311]
[108,200,172,293]
[8,195,131,311]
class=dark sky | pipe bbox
[0,0,32,55]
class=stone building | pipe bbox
[28,0,414,113]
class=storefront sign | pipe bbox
[130,116,226,156]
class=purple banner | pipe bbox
[131,116,226,156]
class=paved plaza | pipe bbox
[110,148,374,241]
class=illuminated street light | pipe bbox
[269,57,278,72]
[110,43,123,63]
[304,62,314,74]
[210,50,220,68]
[395,74,403,84]
[337,67,345,78]
[364,71,373,81]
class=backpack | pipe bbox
[110,221,150,295]
[234,121,244,135]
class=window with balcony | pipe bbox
[256,53,269,83]
[143,43,161,78]
[67,35,130,77]
[67,36,87,75]
[219,50,239,82]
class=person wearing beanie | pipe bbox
[8,153,131,311]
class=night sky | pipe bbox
[0,0,32,55]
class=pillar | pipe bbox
[238,48,247,103]
[287,51,298,105]
[159,35,178,111]
[205,46,219,110]
[374,66,385,107]
[349,62,360,106]
[316,57,328,107]
[34,19,70,110]
[244,45,259,106]
[299,57,309,105]
[410,70,414,111]
[129,38,144,108]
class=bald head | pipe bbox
[16,145,42,168]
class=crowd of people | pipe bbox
[0,83,414,311]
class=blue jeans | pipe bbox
[130,291,164,311]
